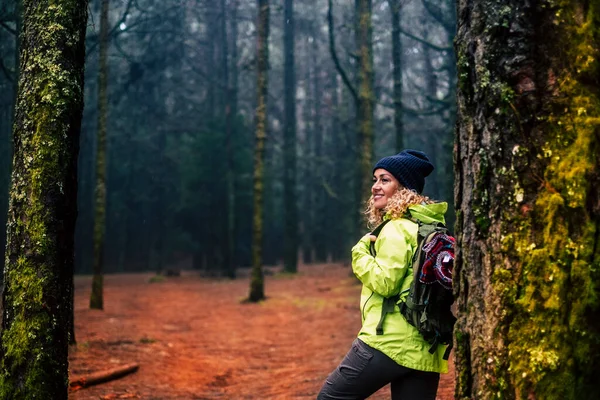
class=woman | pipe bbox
[317,149,449,400]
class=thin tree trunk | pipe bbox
[154,106,166,274]
[454,1,600,399]
[329,72,345,261]
[283,0,298,273]
[302,36,314,265]
[0,0,88,396]
[228,0,239,272]
[222,0,236,279]
[421,38,443,199]
[328,0,370,239]
[311,23,327,263]
[248,0,269,302]
[389,0,403,152]
[90,0,110,310]
[354,0,374,233]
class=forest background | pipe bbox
[1,1,600,399]
[0,0,455,278]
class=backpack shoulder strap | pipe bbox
[368,219,390,257]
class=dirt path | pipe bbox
[69,263,454,399]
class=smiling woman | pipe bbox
[371,170,400,210]
[317,149,449,400]
[366,150,435,229]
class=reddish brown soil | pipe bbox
[69,263,454,399]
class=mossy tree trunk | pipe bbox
[327,0,373,237]
[0,0,88,397]
[355,0,374,223]
[283,0,298,273]
[90,0,109,310]
[454,1,600,399]
[248,0,269,302]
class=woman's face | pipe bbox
[372,168,401,210]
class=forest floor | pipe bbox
[69,263,454,400]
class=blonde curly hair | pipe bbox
[365,188,433,229]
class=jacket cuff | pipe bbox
[352,234,372,254]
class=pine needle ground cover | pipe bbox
[69,264,454,399]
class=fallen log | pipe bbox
[70,363,139,390]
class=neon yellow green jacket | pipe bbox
[352,202,449,373]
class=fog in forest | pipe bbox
[0,0,455,276]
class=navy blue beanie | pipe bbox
[372,149,434,194]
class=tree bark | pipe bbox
[311,23,327,263]
[302,36,314,265]
[227,0,239,275]
[90,0,110,310]
[248,0,269,302]
[454,1,600,399]
[0,0,88,397]
[328,0,374,237]
[355,0,374,221]
[388,0,404,152]
[220,0,235,279]
[283,0,298,273]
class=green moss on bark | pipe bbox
[0,0,88,398]
[455,1,600,399]
[248,0,269,303]
[498,2,600,398]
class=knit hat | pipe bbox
[372,149,434,194]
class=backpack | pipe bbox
[368,216,456,360]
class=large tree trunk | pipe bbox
[454,1,600,399]
[248,0,269,302]
[283,0,298,273]
[90,0,110,310]
[0,0,88,396]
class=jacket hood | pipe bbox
[407,202,447,225]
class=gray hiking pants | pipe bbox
[317,339,440,400]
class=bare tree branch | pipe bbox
[0,19,16,35]
[400,27,452,52]
[422,0,453,31]
[86,0,134,59]
[378,97,449,116]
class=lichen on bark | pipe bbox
[248,0,269,303]
[0,0,88,398]
[455,0,600,399]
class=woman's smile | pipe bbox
[372,168,400,210]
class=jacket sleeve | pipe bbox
[351,221,413,298]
